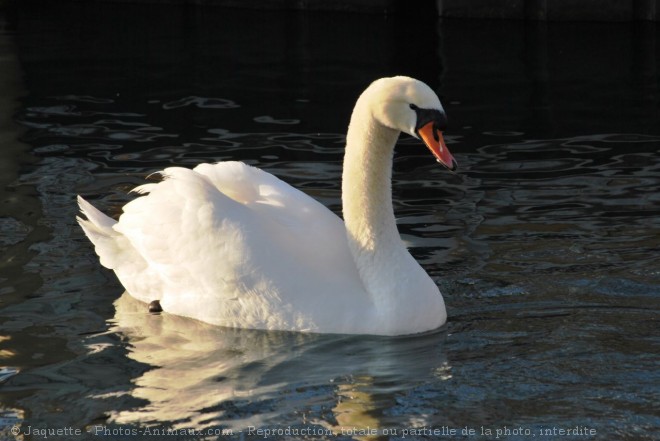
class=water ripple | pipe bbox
[162,96,240,110]
[254,115,301,125]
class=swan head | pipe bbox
[367,76,457,171]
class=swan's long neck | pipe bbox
[342,96,408,306]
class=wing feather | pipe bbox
[84,161,363,330]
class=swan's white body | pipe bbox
[78,76,454,336]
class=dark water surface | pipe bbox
[1,2,659,440]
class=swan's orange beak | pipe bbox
[417,121,457,171]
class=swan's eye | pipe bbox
[409,103,419,111]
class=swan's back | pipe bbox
[79,162,369,333]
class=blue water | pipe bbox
[0,2,658,440]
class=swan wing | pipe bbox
[110,161,363,331]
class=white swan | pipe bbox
[77,76,457,336]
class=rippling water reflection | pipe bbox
[1,2,659,441]
[106,293,449,433]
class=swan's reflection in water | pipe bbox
[108,292,449,437]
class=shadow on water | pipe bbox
[0,1,659,440]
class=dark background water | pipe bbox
[0,2,659,440]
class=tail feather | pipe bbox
[77,195,116,229]
[77,196,123,269]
